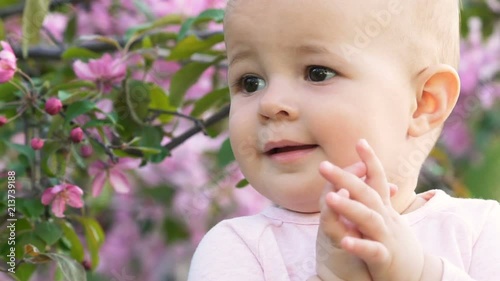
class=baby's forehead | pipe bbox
[224,0,460,70]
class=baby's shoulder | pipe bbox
[424,190,500,227]
[199,212,276,247]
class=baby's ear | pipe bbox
[408,64,460,137]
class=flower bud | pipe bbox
[0,115,7,126]
[70,127,84,143]
[0,41,17,84]
[30,138,44,150]
[45,97,63,115]
[80,144,93,158]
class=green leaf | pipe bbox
[12,263,37,281]
[45,253,86,281]
[41,143,67,178]
[169,61,214,107]
[63,15,77,43]
[78,35,122,51]
[178,9,225,41]
[196,9,225,23]
[124,14,183,40]
[0,80,19,102]
[124,80,152,125]
[4,141,34,163]
[191,87,229,117]
[0,19,5,41]
[58,221,85,262]
[162,216,190,244]
[149,147,171,163]
[22,0,51,58]
[76,217,105,269]
[48,80,96,96]
[130,146,162,155]
[64,100,96,126]
[169,33,225,60]
[35,221,63,246]
[17,198,44,219]
[81,118,115,129]
[217,138,235,168]
[149,85,175,123]
[62,47,101,60]
[236,178,249,189]
[177,18,196,41]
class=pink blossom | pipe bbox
[73,54,126,93]
[41,183,84,218]
[442,122,473,157]
[80,145,93,158]
[45,97,63,115]
[42,13,69,42]
[70,127,84,143]
[0,41,16,83]
[76,1,114,35]
[89,158,141,197]
[0,115,7,126]
[30,138,44,150]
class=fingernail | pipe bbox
[320,161,335,171]
[337,188,349,198]
[359,139,369,149]
[327,192,339,202]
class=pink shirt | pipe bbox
[188,190,500,281]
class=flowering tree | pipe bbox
[0,0,498,281]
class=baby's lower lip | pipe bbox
[266,145,318,163]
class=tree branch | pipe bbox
[12,38,128,60]
[0,0,84,19]
[164,104,230,152]
[11,31,222,60]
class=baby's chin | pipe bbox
[273,197,322,214]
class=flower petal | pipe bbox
[41,187,56,205]
[0,41,14,55]
[51,195,66,218]
[91,171,108,197]
[89,160,106,176]
[114,157,141,170]
[109,171,130,194]
[73,60,96,80]
[66,184,84,208]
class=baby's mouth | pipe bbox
[266,144,319,155]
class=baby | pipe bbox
[188,0,500,280]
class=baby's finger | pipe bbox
[356,139,391,206]
[325,192,387,240]
[319,161,384,213]
[340,237,389,267]
[342,161,366,178]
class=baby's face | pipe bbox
[225,0,417,213]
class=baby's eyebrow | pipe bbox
[229,49,253,67]
[293,45,331,56]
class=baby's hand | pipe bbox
[319,139,426,281]
[315,161,372,281]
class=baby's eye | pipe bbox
[240,75,266,93]
[306,66,337,82]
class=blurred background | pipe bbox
[0,0,498,280]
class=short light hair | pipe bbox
[224,0,461,72]
[395,0,461,72]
